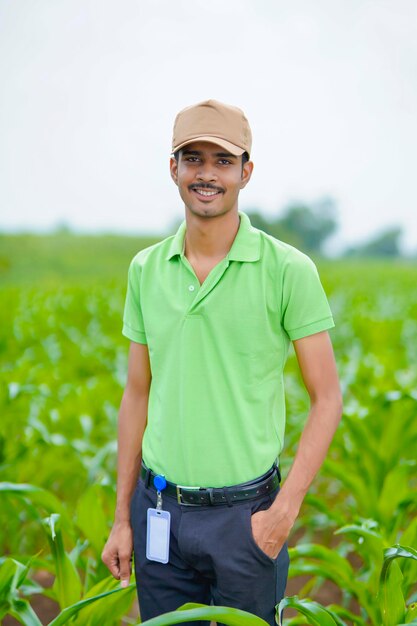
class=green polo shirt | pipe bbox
[122,211,334,487]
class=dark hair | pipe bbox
[173,150,250,173]
[241,152,249,167]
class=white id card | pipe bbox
[146,508,171,564]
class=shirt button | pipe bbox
[188,285,195,292]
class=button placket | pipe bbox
[179,256,199,305]
[188,258,230,313]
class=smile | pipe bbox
[191,187,222,199]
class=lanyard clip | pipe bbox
[153,474,167,511]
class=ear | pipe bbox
[240,159,254,189]
[170,156,178,186]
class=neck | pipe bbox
[183,209,240,260]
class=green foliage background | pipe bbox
[0,233,416,624]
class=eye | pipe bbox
[186,156,200,163]
[218,159,231,165]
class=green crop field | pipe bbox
[1,233,416,625]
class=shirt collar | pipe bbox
[165,211,261,262]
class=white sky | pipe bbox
[0,0,416,253]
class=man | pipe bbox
[102,99,343,624]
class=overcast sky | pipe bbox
[1,0,416,253]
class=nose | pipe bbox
[196,162,217,182]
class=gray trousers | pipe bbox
[130,473,290,625]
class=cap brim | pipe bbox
[172,136,246,157]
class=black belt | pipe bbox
[140,461,281,506]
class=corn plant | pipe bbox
[0,485,136,625]
[2,239,417,624]
[288,533,417,625]
[0,554,136,626]
[0,553,136,626]
[322,392,417,537]
[0,556,43,625]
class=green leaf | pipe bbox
[0,483,73,532]
[0,556,44,626]
[335,522,384,562]
[278,596,340,626]
[378,464,413,524]
[302,494,347,527]
[8,598,43,626]
[139,604,269,625]
[323,458,376,513]
[70,575,136,625]
[289,544,354,582]
[335,522,385,594]
[378,545,417,626]
[288,562,353,591]
[400,520,417,548]
[327,605,366,626]
[281,618,310,626]
[0,558,29,601]
[400,522,417,596]
[381,545,417,579]
[380,558,404,625]
[42,514,82,609]
[338,414,384,492]
[75,485,110,556]
[47,585,136,626]
[287,561,375,621]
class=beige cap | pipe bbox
[172,99,252,157]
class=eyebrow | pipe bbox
[181,149,237,159]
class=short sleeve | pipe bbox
[281,250,334,341]
[122,257,147,344]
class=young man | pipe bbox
[102,99,343,624]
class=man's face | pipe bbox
[170,141,253,219]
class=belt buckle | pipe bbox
[176,484,201,506]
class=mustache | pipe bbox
[189,183,224,193]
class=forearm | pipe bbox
[114,387,148,524]
[272,395,343,521]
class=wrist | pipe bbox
[114,510,132,525]
[271,489,303,524]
